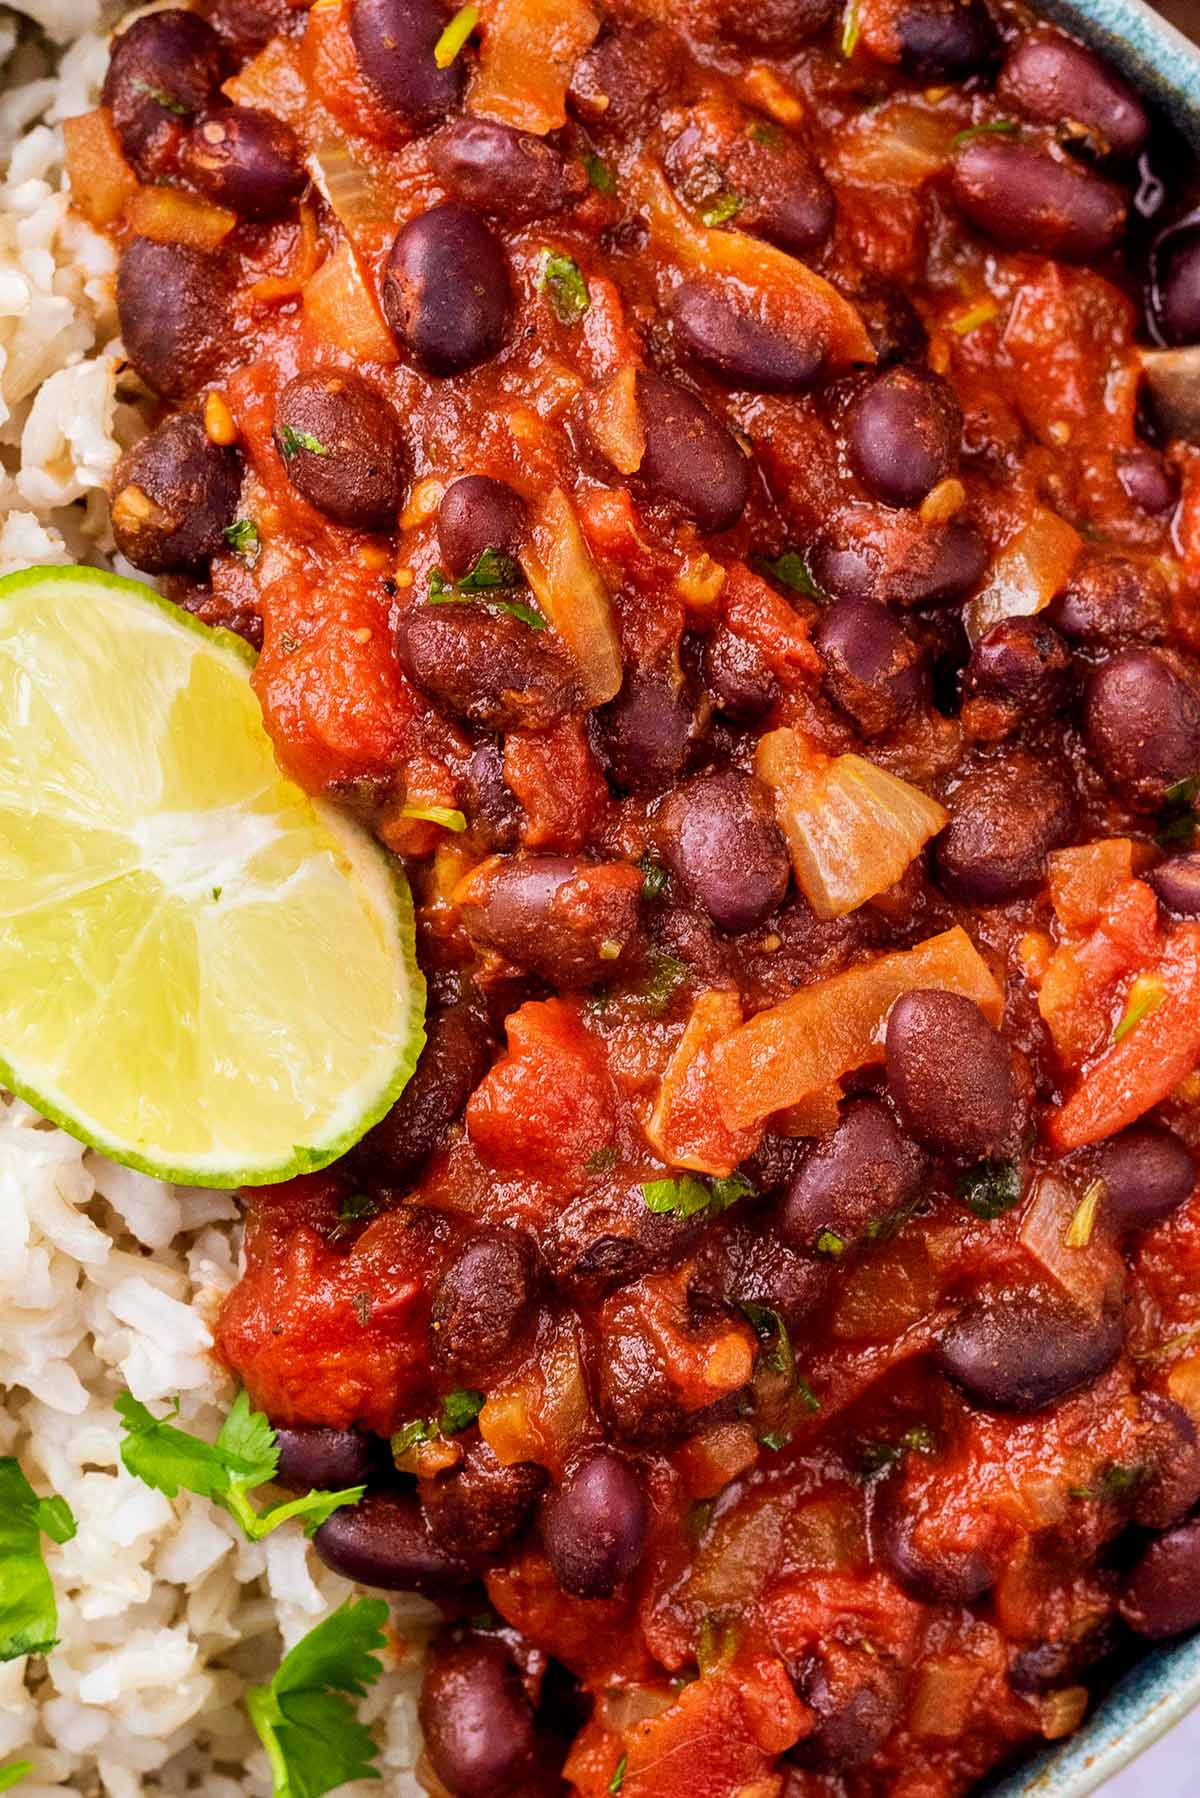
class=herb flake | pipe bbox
[583,151,616,195]
[439,1387,484,1434]
[536,248,591,324]
[957,1159,1022,1220]
[0,1765,31,1793]
[277,425,330,460]
[608,1754,628,1795]
[952,119,1020,146]
[223,518,261,564]
[399,803,468,832]
[1158,774,1200,847]
[753,549,826,600]
[432,0,478,67]
[1113,971,1165,1044]
[701,191,742,227]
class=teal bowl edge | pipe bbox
[981,0,1200,1792]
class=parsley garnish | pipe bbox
[453,547,523,592]
[245,1598,388,1798]
[952,119,1020,146]
[640,855,668,901]
[1157,774,1200,847]
[223,518,261,564]
[277,425,330,460]
[390,1417,433,1460]
[642,1171,753,1220]
[432,0,478,66]
[0,1460,76,1662]
[536,249,591,323]
[701,192,742,227]
[815,1228,846,1258]
[753,550,827,601]
[957,1159,1022,1220]
[493,596,549,629]
[130,78,192,116]
[1113,972,1165,1044]
[115,1390,364,1542]
[330,1191,378,1242]
[608,1753,628,1794]
[583,151,616,195]
[0,1765,31,1792]
[1069,1462,1145,1502]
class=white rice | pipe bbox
[0,10,433,1789]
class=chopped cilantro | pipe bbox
[0,1460,76,1663]
[747,121,784,148]
[536,249,591,324]
[640,950,689,1014]
[696,1616,738,1676]
[709,1172,755,1213]
[439,1387,484,1434]
[399,803,468,832]
[1065,1178,1105,1249]
[858,1424,936,1480]
[130,78,192,116]
[427,551,543,626]
[211,885,222,901]
[583,151,616,195]
[331,1191,378,1242]
[795,1377,821,1414]
[608,1755,628,1794]
[758,1429,791,1452]
[277,424,330,459]
[116,1389,364,1542]
[740,1302,796,1382]
[223,518,261,564]
[841,0,861,58]
[1070,1462,1145,1502]
[866,1194,926,1243]
[815,1228,846,1258]
[957,1159,1022,1220]
[0,1765,31,1792]
[494,596,548,629]
[456,547,524,592]
[1157,773,1200,847]
[1113,972,1165,1044]
[952,119,1020,146]
[390,1417,434,1460]
[753,549,827,601]
[701,191,742,227]
[432,0,478,67]
[640,854,669,901]
[245,1598,388,1798]
[643,1171,753,1220]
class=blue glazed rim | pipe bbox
[982,2,1200,1792]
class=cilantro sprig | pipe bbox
[0,1460,76,1663]
[427,550,547,629]
[642,1171,754,1220]
[246,1598,389,1798]
[116,1390,364,1542]
[753,549,827,601]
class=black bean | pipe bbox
[660,769,790,934]
[420,1634,539,1798]
[894,0,997,78]
[275,370,406,530]
[814,598,928,737]
[350,0,464,128]
[313,1488,471,1592]
[463,738,521,850]
[1150,851,1200,916]
[704,0,836,52]
[628,371,751,533]
[1155,235,1200,346]
[396,602,574,731]
[949,140,1126,261]
[1135,1393,1200,1531]
[110,413,240,575]
[592,671,694,794]
[1009,1629,1113,1694]
[1099,1123,1196,1230]
[872,1473,1000,1603]
[1116,448,1179,516]
[542,1450,648,1597]
[885,990,1016,1160]
[180,105,306,217]
[703,627,779,722]
[663,99,834,257]
[102,11,226,180]
[357,1003,490,1181]
[1049,550,1168,645]
[384,204,510,375]
[431,117,585,219]
[846,367,962,510]
[1119,1518,1200,1639]
[436,476,527,578]
[960,616,1072,739]
[935,750,1076,901]
[789,1643,903,1772]
[781,1096,925,1250]
[567,23,681,137]
[198,0,298,56]
[459,854,643,986]
[811,516,987,611]
[1085,648,1200,808]
[116,238,233,402]
[548,1183,704,1296]
[669,278,823,392]
[693,1218,830,1333]
[421,1438,546,1557]
[936,1289,1124,1412]
[431,1227,539,1384]
[274,1426,375,1492]
[997,30,1148,159]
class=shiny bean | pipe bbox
[1156,235,1200,346]
[1150,851,1200,916]
[936,1289,1124,1411]
[950,140,1126,261]
[885,989,1016,1160]
[592,671,694,794]
[1085,648,1200,808]
[630,371,751,533]
[431,117,585,219]
[703,0,835,50]
[420,1634,539,1798]
[782,1096,925,1250]
[459,854,643,986]
[542,1450,648,1598]
[894,0,996,78]
[422,1438,546,1557]
[660,769,790,933]
[1134,1393,1200,1531]
[935,750,1076,901]
[1116,448,1179,516]
[436,475,527,578]
[180,105,306,217]
[275,370,407,530]
[997,30,1148,158]
[960,616,1072,740]
[694,1218,829,1333]
[548,1182,705,1295]
[811,515,987,610]
[670,279,823,392]
[384,205,511,375]
[1119,1518,1200,1639]
[350,0,464,127]
[1098,1123,1196,1229]
[567,23,681,136]
[703,626,779,722]
[357,1003,490,1181]
[110,413,240,574]
[463,738,521,851]
[274,1426,375,1492]
[872,1473,1000,1602]
[789,1642,903,1772]
[396,602,574,731]
[102,11,226,180]
[431,1227,539,1383]
[313,1488,471,1592]
[1050,550,1168,644]
[197,0,297,56]
[814,598,928,737]
[846,367,962,509]
[664,98,834,256]
[117,238,233,402]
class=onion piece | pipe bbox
[584,365,645,475]
[647,989,760,1176]
[303,236,398,362]
[1017,1172,1121,1317]
[469,0,600,134]
[223,35,311,128]
[965,506,1082,642]
[308,135,393,236]
[833,101,961,187]
[124,185,237,249]
[62,109,139,228]
[757,728,947,920]
[525,487,623,707]
[1140,344,1200,444]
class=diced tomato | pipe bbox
[504,716,609,850]
[467,999,616,1183]
[301,0,405,145]
[722,564,820,685]
[647,989,762,1176]
[1036,864,1162,1067]
[487,1544,644,1680]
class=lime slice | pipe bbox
[0,565,425,1186]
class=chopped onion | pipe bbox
[525,487,623,707]
[62,109,138,229]
[124,186,237,249]
[965,506,1082,642]
[757,729,947,920]
[1018,1172,1121,1316]
[909,1657,984,1740]
[308,136,392,236]
[833,101,960,187]
[224,36,311,127]
[469,0,600,134]
[584,365,645,475]
[303,237,398,363]
[647,989,760,1177]
[1140,344,1200,444]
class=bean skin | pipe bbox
[395,602,575,732]
[845,367,962,509]
[935,751,1076,902]
[885,990,1016,1160]
[1154,234,1200,346]
[997,30,1148,158]
[420,1635,539,1798]
[180,105,306,217]
[567,23,682,137]
[350,0,464,128]
[659,769,790,934]
[458,854,643,986]
[592,671,694,794]
[1116,448,1179,517]
[313,1488,471,1592]
[703,627,779,722]
[1084,648,1200,808]
[110,413,240,575]
[542,1450,648,1597]
[117,239,233,403]
[275,370,407,530]
[960,616,1072,742]
[1098,1123,1196,1230]
[437,476,527,578]
[1135,1393,1200,1531]
[1150,852,1200,916]
[102,11,226,180]
[936,1289,1124,1412]
[274,1426,375,1492]
[430,1227,540,1384]
[1119,1518,1200,1639]
[463,738,522,851]
[384,205,511,376]
[814,598,928,737]
[781,1096,925,1250]
[1049,550,1168,645]
[421,1438,546,1558]
[872,1473,1000,1603]
[431,117,585,219]
[949,140,1127,261]
[693,1218,829,1333]
[629,371,752,533]
[893,0,997,79]
[789,1643,903,1772]
[669,279,823,392]
[810,515,987,611]
[854,284,929,369]
[356,1003,491,1181]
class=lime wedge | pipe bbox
[0,565,425,1186]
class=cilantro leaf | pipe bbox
[439,1388,484,1434]
[130,77,192,116]
[1157,773,1200,847]
[0,1459,76,1663]
[640,854,668,901]
[739,1302,795,1382]
[456,547,523,592]
[815,1228,846,1258]
[701,191,742,227]
[492,596,548,629]
[758,1429,790,1451]
[536,249,591,324]
[956,1159,1022,1220]
[426,551,543,626]
[952,119,1020,146]
[246,1598,389,1798]
[608,1753,628,1793]
[223,518,261,564]
[584,151,616,195]
[0,1765,31,1793]
[642,1171,753,1220]
[390,1417,434,1460]
[277,425,330,459]
[116,1390,364,1542]
[753,549,827,601]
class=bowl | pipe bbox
[982,2,1200,1791]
